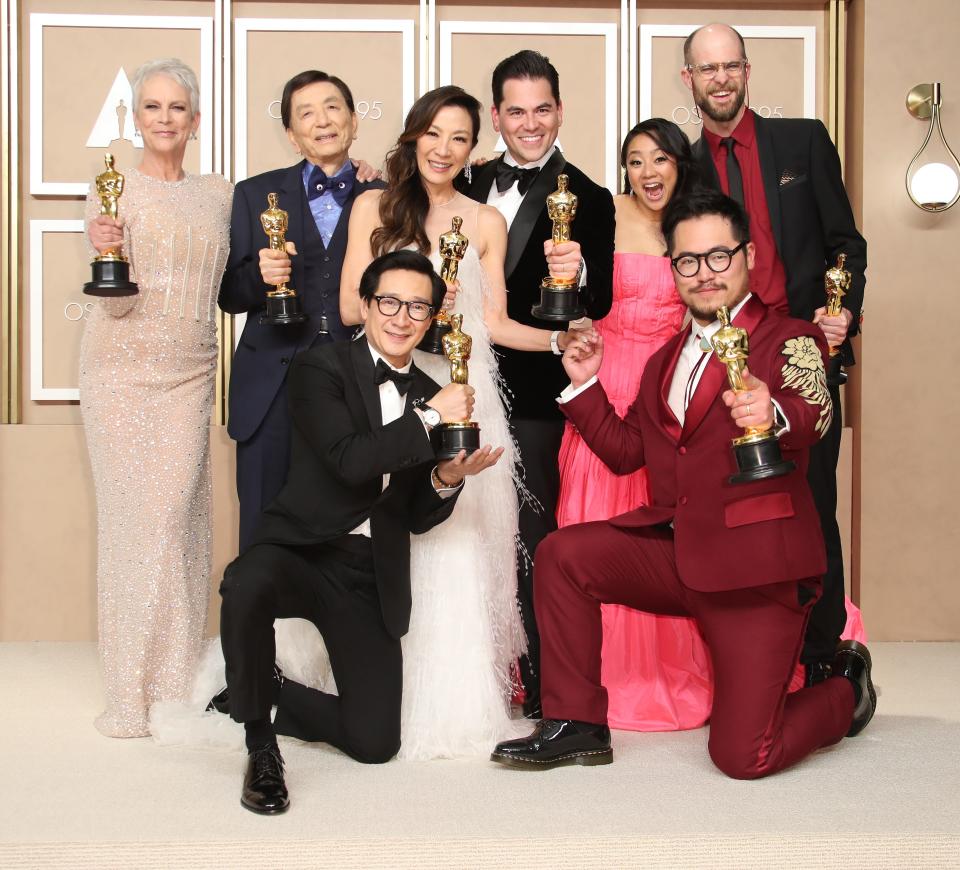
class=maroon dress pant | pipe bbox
[535,521,855,779]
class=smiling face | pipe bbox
[415,105,474,188]
[285,81,358,171]
[671,214,755,325]
[360,268,435,368]
[491,77,563,165]
[624,132,679,215]
[681,25,750,127]
[134,75,199,158]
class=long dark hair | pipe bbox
[619,118,701,199]
[372,86,481,257]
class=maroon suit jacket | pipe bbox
[561,296,832,593]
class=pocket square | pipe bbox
[779,169,803,187]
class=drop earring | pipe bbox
[189,130,197,141]
[464,162,473,184]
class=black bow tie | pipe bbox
[374,358,414,396]
[307,164,355,206]
[495,160,540,195]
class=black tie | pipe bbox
[374,358,414,396]
[721,137,744,206]
[495,160,540,195]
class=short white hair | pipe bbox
[131,58,200,116]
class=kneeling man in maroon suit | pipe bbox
[491,190,875,779]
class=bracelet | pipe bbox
[431,466,457,489]
[550,330,562,356]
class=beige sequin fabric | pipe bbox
[79,169,233,737]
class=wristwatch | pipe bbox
[412,398,441,428]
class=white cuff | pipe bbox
[771,399,791,436]
[557,375,598,404]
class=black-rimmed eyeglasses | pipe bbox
[671,242,748,278]
[372,294,435,322]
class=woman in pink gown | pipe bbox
[557,119,713,731]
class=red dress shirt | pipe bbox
[703,110,789,313]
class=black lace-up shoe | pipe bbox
[833,640,877,737]
[207,664,285,715]
[241,743,289,815]
[490,719,612,770]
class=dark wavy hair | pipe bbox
[372,86,481,257]
[491,50,561,108]
[662,189,751,256]
[619,118,701,198]
[359,250,446,310]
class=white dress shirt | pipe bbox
[349,345,413,538]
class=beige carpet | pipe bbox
[1,641,958,868]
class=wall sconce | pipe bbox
[905,83,960,212]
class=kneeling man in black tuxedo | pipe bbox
[219,250,502,814]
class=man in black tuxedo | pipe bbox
[219,251,502,814]
[682,24,867,683]
[462,51,615,714]
[219,70,386,551]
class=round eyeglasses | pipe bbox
[685,60,748,80]
[671,242,748,278]
[372,294,435,322]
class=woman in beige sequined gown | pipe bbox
[80,59,232,738]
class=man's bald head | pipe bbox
[683,23,747,66]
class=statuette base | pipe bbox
[83,257,139,297]
[729,434,796,484]
[417,317,452,355]
[532,279,585,322]
[437,421,480,460]
[260,292,307,326]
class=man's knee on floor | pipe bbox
[346,729,401,765]
[708,739,770,781]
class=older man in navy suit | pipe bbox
[219,70,386,550]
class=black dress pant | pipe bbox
[512,416,566,699]
[802,382,847,664]
[219,537,402,764]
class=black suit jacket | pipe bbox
[692,112,866,364]
[464,151,615,419]
[251,336,458,639]
[219,161,386,441]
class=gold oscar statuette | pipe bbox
[259,192,308,326]
[532,174,584,321]
[436,314,481,459]
[711,305,796,484]
[82,153,139,297]
[418,216,469,354]
[824,252,852,350]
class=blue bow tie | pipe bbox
[307,164,355,206]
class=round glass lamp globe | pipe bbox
[910,162,960,209]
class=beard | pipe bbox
[693,79,747,124]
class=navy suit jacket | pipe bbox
[219,160,386,442]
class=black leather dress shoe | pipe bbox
[490,719,612,770]
[241,744,289,815]
[207,664,285,715]
[804,660,833,687]
[833,640,877,737]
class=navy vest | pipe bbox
[299,188,353,344]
